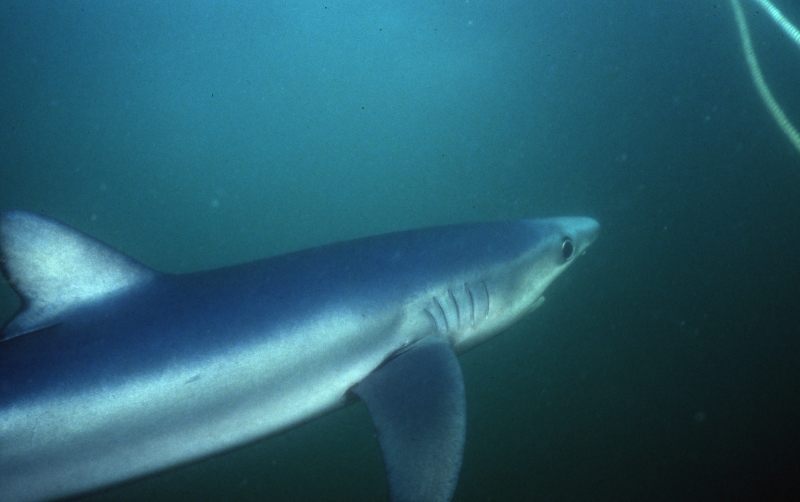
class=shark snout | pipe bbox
[558,217,600,254]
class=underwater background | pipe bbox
[1,0,799,500]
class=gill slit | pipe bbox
[424,309,440,333]
[465,283,475,326]
[482,281,490,319]
[433,297,449,332]
[448,289,460,327]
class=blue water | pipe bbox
[2,0,799,500]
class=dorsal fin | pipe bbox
[0,211,156,340]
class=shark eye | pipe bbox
[561,238,575,261]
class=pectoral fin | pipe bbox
[354,337,466,502]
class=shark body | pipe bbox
[0,211,599,501]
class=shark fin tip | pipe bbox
[0,210,156,340]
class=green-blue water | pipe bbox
[2,0,799,500]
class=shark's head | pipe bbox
[450,216,600,352]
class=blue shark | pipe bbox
[0,210,599,502]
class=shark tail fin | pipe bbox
[0,210,156,341]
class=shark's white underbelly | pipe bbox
[0,308,414,502]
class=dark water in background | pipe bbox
[2,0,799,500]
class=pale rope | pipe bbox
[750,0,800,47]
[731,0,800,155]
